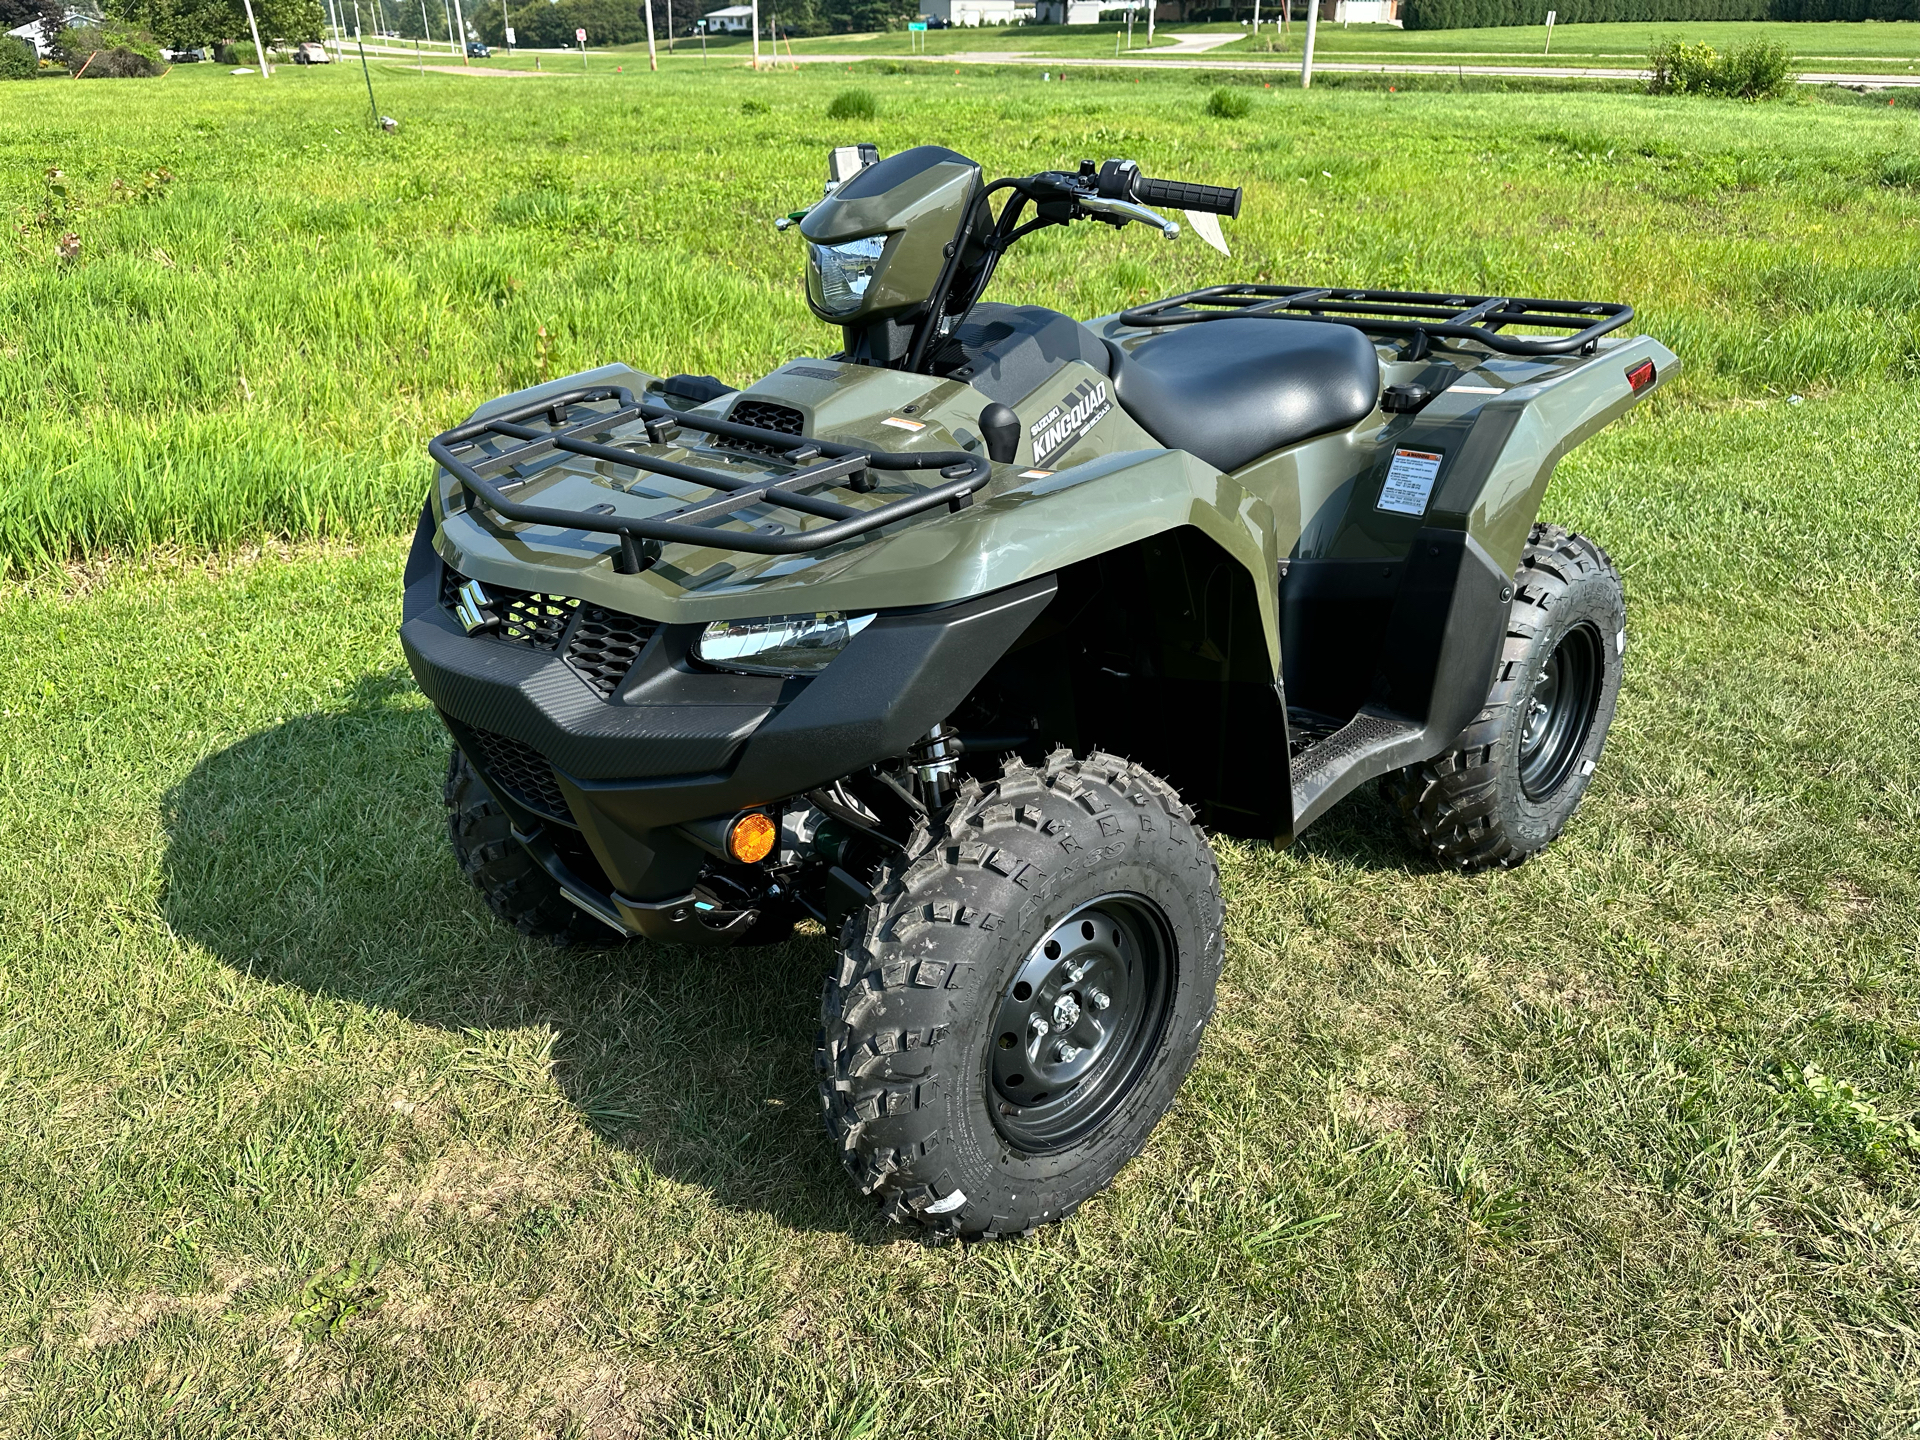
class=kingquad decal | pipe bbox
[1029,379,1112,468]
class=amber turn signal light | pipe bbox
[726,812,777,864]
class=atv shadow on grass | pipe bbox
[158,669,882,1239]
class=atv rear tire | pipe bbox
[1382,523,1625,871]
[816,751,1224,1240]
[444,746,610,944]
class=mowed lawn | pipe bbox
[3,63,1920,1436]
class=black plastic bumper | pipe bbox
[399,511,1056,903]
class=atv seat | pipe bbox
[1105,317,1381,474]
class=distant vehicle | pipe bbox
[292,40,331,62]
[466,40,489,56]
[167,46,208,61]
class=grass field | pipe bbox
[4,60,1920,1437]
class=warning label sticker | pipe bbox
[1378,448,1444,516]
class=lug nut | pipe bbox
[1030,1015,1050,1036]
[1089,990,1110,1010]
[1065,961,1086,982]
[1054,1042,1081,1063]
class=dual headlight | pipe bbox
[808,235,888,316]
[695,612,876,677]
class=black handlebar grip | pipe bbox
[1134,177,1242,219]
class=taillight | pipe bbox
[1625,358,1656,394]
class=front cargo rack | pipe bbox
[429,384,992,573]
[1117,286,1633,357]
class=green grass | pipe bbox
[3,58,1920,1436]
[3,62,1917,573]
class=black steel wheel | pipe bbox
[1383,523,1626,870]
[1518,623,1603,801]
[817,752,1225,1240]
[988,895,1174,1153]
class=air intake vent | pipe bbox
[466,727,573,822]
[564,606,659,700]
[724,399,806,456]
[443,564,657,701]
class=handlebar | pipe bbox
[1133,176,1242,219]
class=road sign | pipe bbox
[907,20,925,28]
[575,26,585,40]
[505,24,514,40]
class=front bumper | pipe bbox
[398,510,1055,913]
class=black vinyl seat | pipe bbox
[1105,317,1382,474]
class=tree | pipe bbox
[106,0,326,46]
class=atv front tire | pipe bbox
[444,746,610,944]
[817,751,1225,1239]
[1383,523,1626,871]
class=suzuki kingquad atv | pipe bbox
[401,144,1676,1238]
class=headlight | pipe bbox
[808,235,887,316]
[695,612,876,676]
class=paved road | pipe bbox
[346,36,1920,88]
[785,50,1920,87]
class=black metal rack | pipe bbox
[429,385,992,572]
[1117,286,1633,357]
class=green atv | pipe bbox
[403,144,1675,1238]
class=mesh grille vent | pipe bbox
[467,727,573,822]
[564,606,659,701]
[440,565,579,653]
[443,565,656,701]
[725,400,806,456]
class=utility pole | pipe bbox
[665,0,672,52]
[644,0,656,68]
[1300,0,1318,86]
[441,0,454,51]
[241,0,270,73]
[750,0,759,68]
[451,0,468,61]
[501,0,511,51]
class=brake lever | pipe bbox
[1076,194,1180,239]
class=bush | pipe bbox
[61,23,164,75]
[1204,86,1252,119]
[0,35,36,78]
[1716,38,1793,98]
[740,96,770,114]
[1647,36,1793,97]
[826,87,875,120]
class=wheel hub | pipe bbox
[987,895,1174,1153]
[1518,623,1603,801]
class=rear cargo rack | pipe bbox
[429,384,991,572]
[1117,286,1633,357]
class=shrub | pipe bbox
[1646,37,1721,93]
[826,87,875,121]
[740,96,770,114]
[1647,36,1793,98]
[62,23,164,75]
[0,35,36,79]
[1717,38,1793,99]
[1204,86,1251,119]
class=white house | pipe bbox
[1332,0,1400,21]
[698,4,755,32]
[920,0,1021,22]
[1032,0,1102,20]
[8,19,49,55]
